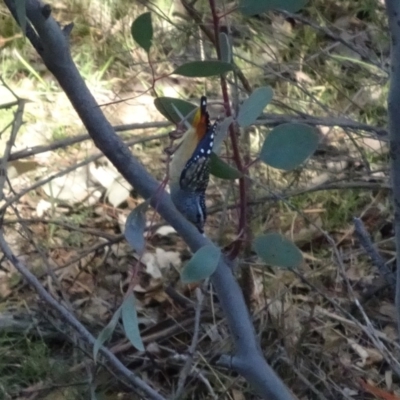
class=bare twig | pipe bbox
[238,168,400,378]
[0,133,168,215]
[325,232,400,377]
[0,98,25,199]
[279,348,329,400]
[208,0,247,259]
[207,179,390,215]
[281,11,388,74]
[293,270,400,377]
[3,217,122,240]
[0,230,166,400]
[256,114,387,138]
[180,0,252,93]
[175,287,205,398]
[353,217,396,288]
[0,152,101,214]
[8,202,74,309]
[0,100,20,109]
[166,353,218,399]
[4,124,170,163]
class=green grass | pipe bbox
[51,126,69,141]
[0,330,97,399]
[0,334,51,396]
[289,189,371,231]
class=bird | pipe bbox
[169,96,218,233]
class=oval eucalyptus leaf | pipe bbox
[93,307,122,362]
[237,87,273,127]
[181,245,221,284]
[124,201,149,255]
[173,61,233,77]
[154,97,197,124]
[240,0,307,15]
[253,233,303,269]
[131,12,153,53]
[219,32,232,63]
[210,153,241,180]
[15,0,27,37]
[260,123,319,170]
[122,293,145,352]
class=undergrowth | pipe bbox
[0,0,395,398]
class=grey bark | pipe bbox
[385,0,400,338]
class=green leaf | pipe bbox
[122,293,145,352]
[173,61,233,77]
[219,32,232,63]
[210,153,241,180]
[260,123,318,170]
[237,87,273,127]
[240,0,307,15]
[15,0,26,37]
[181,245,221,284]
[154,97,197,124]
[131,12,153,53]
[124,201,149,255]
[253,233,303,268]
[93,307,122,362]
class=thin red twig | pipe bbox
[208,0,247,258]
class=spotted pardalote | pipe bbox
[169,97,217,233]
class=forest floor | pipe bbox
[0,0,397,399]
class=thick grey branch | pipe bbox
[385,0,400,338]
[3,0,295,399]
